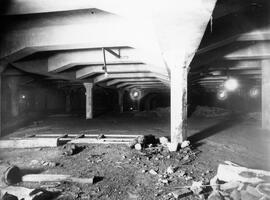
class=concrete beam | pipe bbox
[124,84,169,90]
[76,64,149,79]
[116,81,162,88]
[12,60,77,81]
[197,32,270,55]
[2,0,96,15]
[48,48,142,72]
[192,41,270,69]
[106,78,158,86]
[0,10,130,61]
[93,72,169,84]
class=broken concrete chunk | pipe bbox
[128,139,138,149]
[208,191,225,200]
[259,196,270,200]
[30,160,40,166]
[180,140,190,149]
[210,176,220,191]
[167,143,178,152]
[220,181,240,191]
[171,188,192,199]
[217,164,270,184]
[190,181,204,195]
[246,184,263,198]
[0,186,52,200]
[185,176,193,181]
[159,137,169,145]
[134,144,142,151]
[240,190,258,200]
[256,183,270,197]
[166,166,175,174]
[230,189,241,200]
[137,136,146,145]
[1,193,19,200]
[149,169,158,175]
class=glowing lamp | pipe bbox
[217,90,228,101]
[249,87,260,98]
[129,88,142,100]
[224,78,239,91]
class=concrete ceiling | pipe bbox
[0,0,269,92]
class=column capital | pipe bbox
[83,82,94,89]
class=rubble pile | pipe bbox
[193,106,231,118]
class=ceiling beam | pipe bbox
[1,0,97,15]
[76,64,149,79]
[106,78,158,86]
[0,10,130,61]
[93,72,169,84]
[197,32,270,55]
[48,48,142,72]
[116,81,162,88]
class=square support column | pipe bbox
[83,83,94,119]
[64,89,72,113]
[0,74,2,136]
[118,90,124,113]
[170,65,188,146]
[262,59,270,130]
[8,77,20,117]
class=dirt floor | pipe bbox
[0,111,270,199]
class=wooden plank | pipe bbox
[69,139,130,144]
[0,138,59,148]
[19,134,141,138]
[22,174,94,184]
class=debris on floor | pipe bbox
[207,162,270,200]
[0,186,55,200]
[62,144,85,156]
[193,106,231,118]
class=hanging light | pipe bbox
[217,89,228,101]
[249,87,260,98]
[224,78,239,91]
[129,88,142,101]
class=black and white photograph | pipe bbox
[0,0,269,199]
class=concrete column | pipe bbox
[0,65,7,136]
[118,90,124,113]
[170,65,188,145]
[0,74,2,136]
[9,78,19,117]
[83,83,93,119]
[65,91,71,113]
[262,59,270,130]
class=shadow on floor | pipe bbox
[188,117,242,145]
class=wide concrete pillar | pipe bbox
[83,83,93,119]
[118,90,124,113]
[261,59,270,130]
[170,65,188,145]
